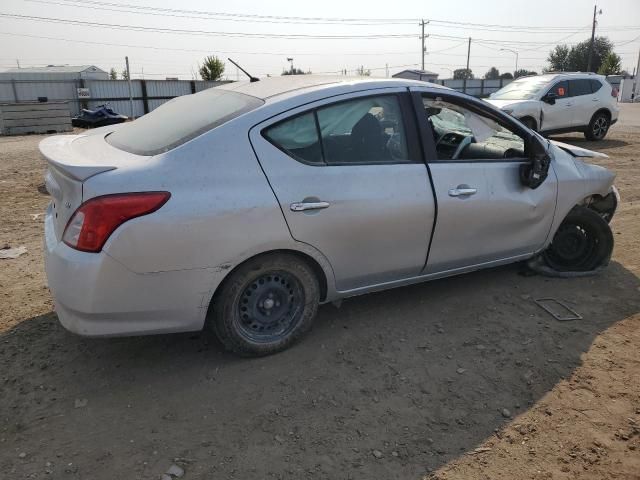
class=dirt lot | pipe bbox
[1,106,639,480]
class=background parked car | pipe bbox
[486,73,619,140]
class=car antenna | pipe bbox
[227,58,260,82]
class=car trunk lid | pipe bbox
[40,131,145,240]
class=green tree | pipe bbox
[547,45,570,71]
[514,69,537,79]
[546,36,615,73]
[598,52,622,75]
[453,68,473,80]
[282,68,308,75]
[199,55,225,81]
[484,67,500,80]
[500,72,514,80]
[121,69,129,80]
[109,68,118,80]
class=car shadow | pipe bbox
[1,261,639,479]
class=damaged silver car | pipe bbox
[42,76,617,356]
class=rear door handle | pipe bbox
[290,201,330,212]
[448,187,477,197]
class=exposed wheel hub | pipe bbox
[237,271,303,341]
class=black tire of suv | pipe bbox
[584,111,610,141]
[209,253,320,356]
[542,206,613,272]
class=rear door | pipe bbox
[568,78,596,127]
[540,80,574,131]
[249,89,436,291]
[411,89,557,273]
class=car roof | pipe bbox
[216,75,449,101]
[512,72,605,83]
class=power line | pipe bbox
[27,0,640,33]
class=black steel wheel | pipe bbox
[542,206,613,272]
[209,253,320,356]
[584,112,610,141]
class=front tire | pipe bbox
[209,253,320,356]
[584,112,610,141]
[542,206,613,272]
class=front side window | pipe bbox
[548,80,569,98]
[423,96,526,161]
[317,95,410,164]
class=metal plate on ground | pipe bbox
[534,298,582,321]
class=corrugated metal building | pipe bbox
[0,65,108,81]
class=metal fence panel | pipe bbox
[0,82,16,102]
[146,80,191,97]
[194,81,223,92]
[147,98,171,111]
[87,80,142,99]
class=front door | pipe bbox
[540,80,574,131]
[412,90,557,273]
[250,90,436,291]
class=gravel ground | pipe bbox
[0,105,639,480]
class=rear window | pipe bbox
[569,79,592,97]
[106,88,264,155]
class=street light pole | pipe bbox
[500,48,519,75]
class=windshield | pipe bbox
[490,77,551,100]
[106,88,264,155]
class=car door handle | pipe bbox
[290,201,330,212]
[448,187,477,197]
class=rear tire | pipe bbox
[209,253,320,356]
[584,111,610,141]
[542,206,613,272]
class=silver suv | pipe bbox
[486,73,619,140]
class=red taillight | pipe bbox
[63,192,170,252]
[611,87,619,98]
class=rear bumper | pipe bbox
[44,209,216,336]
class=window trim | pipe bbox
[413,91,532,164]
[260,91,424,167]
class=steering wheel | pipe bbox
[451,136,473,160]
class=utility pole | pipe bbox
[587,5,602,72]
[125,56,134,119]
[633,46,640,102]
[464,37,471,93]
[16,59,20,69]
[421,19,425,71]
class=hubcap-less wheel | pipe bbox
[236,271,304,343]
[591,116,609,140]
[542,207,613,272]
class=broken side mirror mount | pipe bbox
[542,92,557,105]
[520,134,550,189]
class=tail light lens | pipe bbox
[611,87,619,98]
[63,192,170,252]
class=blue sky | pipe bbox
[1,0,638,79]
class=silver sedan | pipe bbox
[41,76,618,356]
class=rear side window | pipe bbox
[569,79,592,97]
[106,89,264,155]
[548,81,568,98]
[590,79,603,93]
[263,112,322,165]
